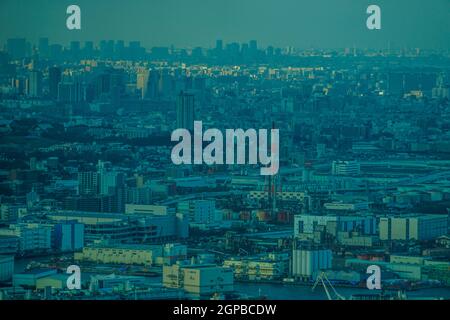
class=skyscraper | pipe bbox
[216,40,223,54]
[7,38,27,60]
[115,40,125,59]
[176,91,195,131]
[70,41,81,60]
[48,67,61,99]
[28,70,42,97]
[83,41,94,58]
[38,38,49,58]
[145,69,160,99]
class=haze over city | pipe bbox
[0,0,449,50]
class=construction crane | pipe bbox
[311,272,346,300]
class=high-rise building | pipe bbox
[83,41,94,58]
[215,40,223,55]
[115,40,125,59]
[48,67,61,99]
[49,44,63,60]
[100,40,114,59]
[70,41,81,60]
[7,38,27,60]
[129,41,144,60]
[38,38,49,58]
[249,40,258,59]
[58,80,83,103]
[99,171,125,196]
[176,91,195,131]
[144,69,159,99]
[137,69,149,99]
[28,70,43,97]
[78,171,99,196]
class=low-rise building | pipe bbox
[223,253,289,280]
[75,243,187,266]
[13,268,58,288]
[163,263,233,296]
[36,274,71,290]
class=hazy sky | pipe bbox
[0,0,449,50]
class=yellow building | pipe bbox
[75,243,187,266]
[223,256,289,280]
[75,244,159,266]
[379,215,448,241]
[36,274,70,290]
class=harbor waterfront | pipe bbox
[7,257,450,300]
[234,282,450,300]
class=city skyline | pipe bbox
[0,0,449,50]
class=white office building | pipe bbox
[177,200,221,225]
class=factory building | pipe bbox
[125,204,174,216]
[379,214,448,241]
[294,213,376,237]
[223,253,289,280]
[346,254,450,283]
[249,190,310,202]
[292,241,332,280]
[75,243,187,266]
[0,256,14,282]
[89,274,148,291]
[163,263,234,296]
[48,211,188,244]
[36,274,71,290]
[345,258,423,281]
[323,201,369,212]
[336,232,378,247]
